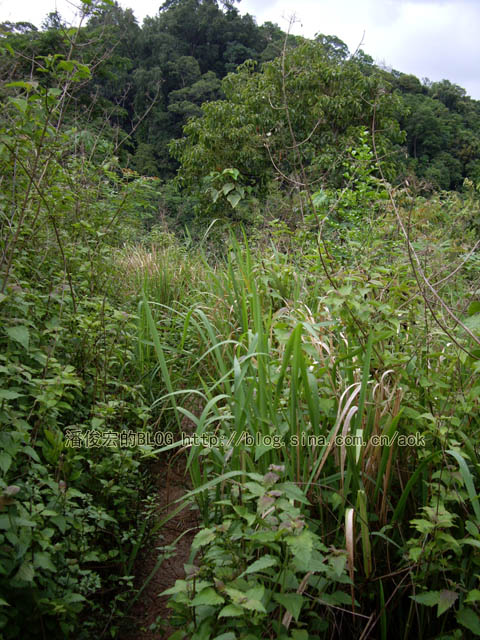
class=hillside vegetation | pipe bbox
[1,1,480,638]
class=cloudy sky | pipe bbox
[1,0,479,99]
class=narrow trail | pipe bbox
[122,454,198,640]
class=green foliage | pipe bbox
[3,5,480,639]
[164,470,350,639]
[396,76,480,190]
[170,39,404,223]
[204,167,244,207]
[0,291,153,637]
[3,0,480,190]
[108,0,277,175]
[140,175,480,637]
[0,50,157,638]
[310,129,389,249]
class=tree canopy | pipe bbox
[1,0,479,190]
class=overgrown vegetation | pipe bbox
[1,0,480,638]
[0,24,159,637]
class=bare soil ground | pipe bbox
[122,453,198,640]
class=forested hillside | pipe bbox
[1,0,480,638]
[2,0,480,190]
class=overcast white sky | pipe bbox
[1,0,479,99]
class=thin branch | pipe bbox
[371,100,480,355]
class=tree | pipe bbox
[170,38,404,215]
[397,78,480,190]
[314,33,349,61]
[0,21,38,34]
[126,0,275,174]
[430,79,467,112]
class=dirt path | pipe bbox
[122,453,198,639]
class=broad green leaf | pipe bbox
[242,585,266,612]
[244,482,265,497]
[457,607,480,635]
[254,442,273,462]
[0,452,12,474]
[51,515,67,533]
[63,593,86,604]
[409,547,422,562]
[14,561,34,583]
[190,587,224,606]
[239,555,278,577]
[222,183,235,195]
[468,302,480,316]
[411,591,440,607]
[15,517,36,527]
[232,505,256,526]
[276,483,310,504]
[192,527,215,549]
[5,325,30,350]
[225,586,266,612]
[410,518,433,534]
[72,63,90,80]
[273,593,304,621]
[320,591,353,606]
[291,631,309,640]
[242,596,266,613]
[9,97,27,113]
[161,580,188,596]
[247,530,277,544]
[6,80,37,91]
[218,604,244,618]
[57,60,75,72]
[286,530,313,568]
[330,554,347,577]
[23,446,40,462]
[464,314,480,333]
[466,590,480,604]
[34,552,56,572]
[307,551,327,573]
[225,587,249,604]
[223,168,239,180]
[437,590,458,617]
[227,192,242,208]
[0,390,23,400]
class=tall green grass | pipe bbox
[136,219,480,638]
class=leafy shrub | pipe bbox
[164,469,350,640]
[0,50,156,637]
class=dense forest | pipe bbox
[1,0,480,638]
[2,0,480,191]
